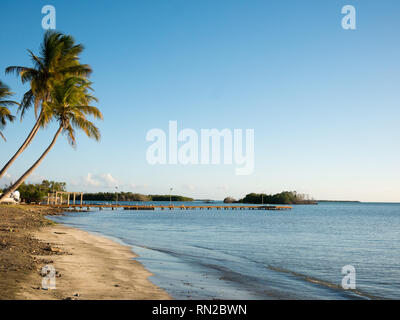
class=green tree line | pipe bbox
[83,193,194,202]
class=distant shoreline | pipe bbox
[317,200,361,203]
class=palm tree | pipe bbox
[0,76,102,202]
[0,81,19,141]
[0,30,91,179]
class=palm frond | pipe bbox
[63,123,77,147]
[59,64,92,77]
[0,100,19,107]
[0,105,15,141]
[19,90,34,119]
[5,66,32,76]
[0,107,15,124]
[70,116,101,141]
[73,105,103,119]
[0,82,18,128]
[27,50,45,71]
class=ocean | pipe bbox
[49,201,400,299]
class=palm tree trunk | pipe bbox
[0,125,62,202]
[0,115,42,179]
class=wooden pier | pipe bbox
[41,204,292,211]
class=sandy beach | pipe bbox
[0,205,170,300]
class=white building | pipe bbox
[0,191,20,204]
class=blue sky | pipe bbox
[1,0,400,201]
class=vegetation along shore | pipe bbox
[2,180,318,206]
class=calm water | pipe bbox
[49,201,400,299]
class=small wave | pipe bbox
[132,245,291,298]
[266,265,382,300]
[192,244,215,251]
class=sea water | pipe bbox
[49,201,400,299]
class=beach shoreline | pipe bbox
[0,205,171,300]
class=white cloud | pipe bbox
[82,173,100,187]
[81,173,119,188]
[99,173,119,186]
[70,173,144,192]
[69,173,119,188]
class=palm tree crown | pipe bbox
[42,76,103,146]
[6,30,92,119]
[0,81,18,141]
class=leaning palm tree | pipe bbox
[0,76,102,202]
[0,81,19,141]
[0,30,92,179]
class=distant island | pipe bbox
[225,191,317,205]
